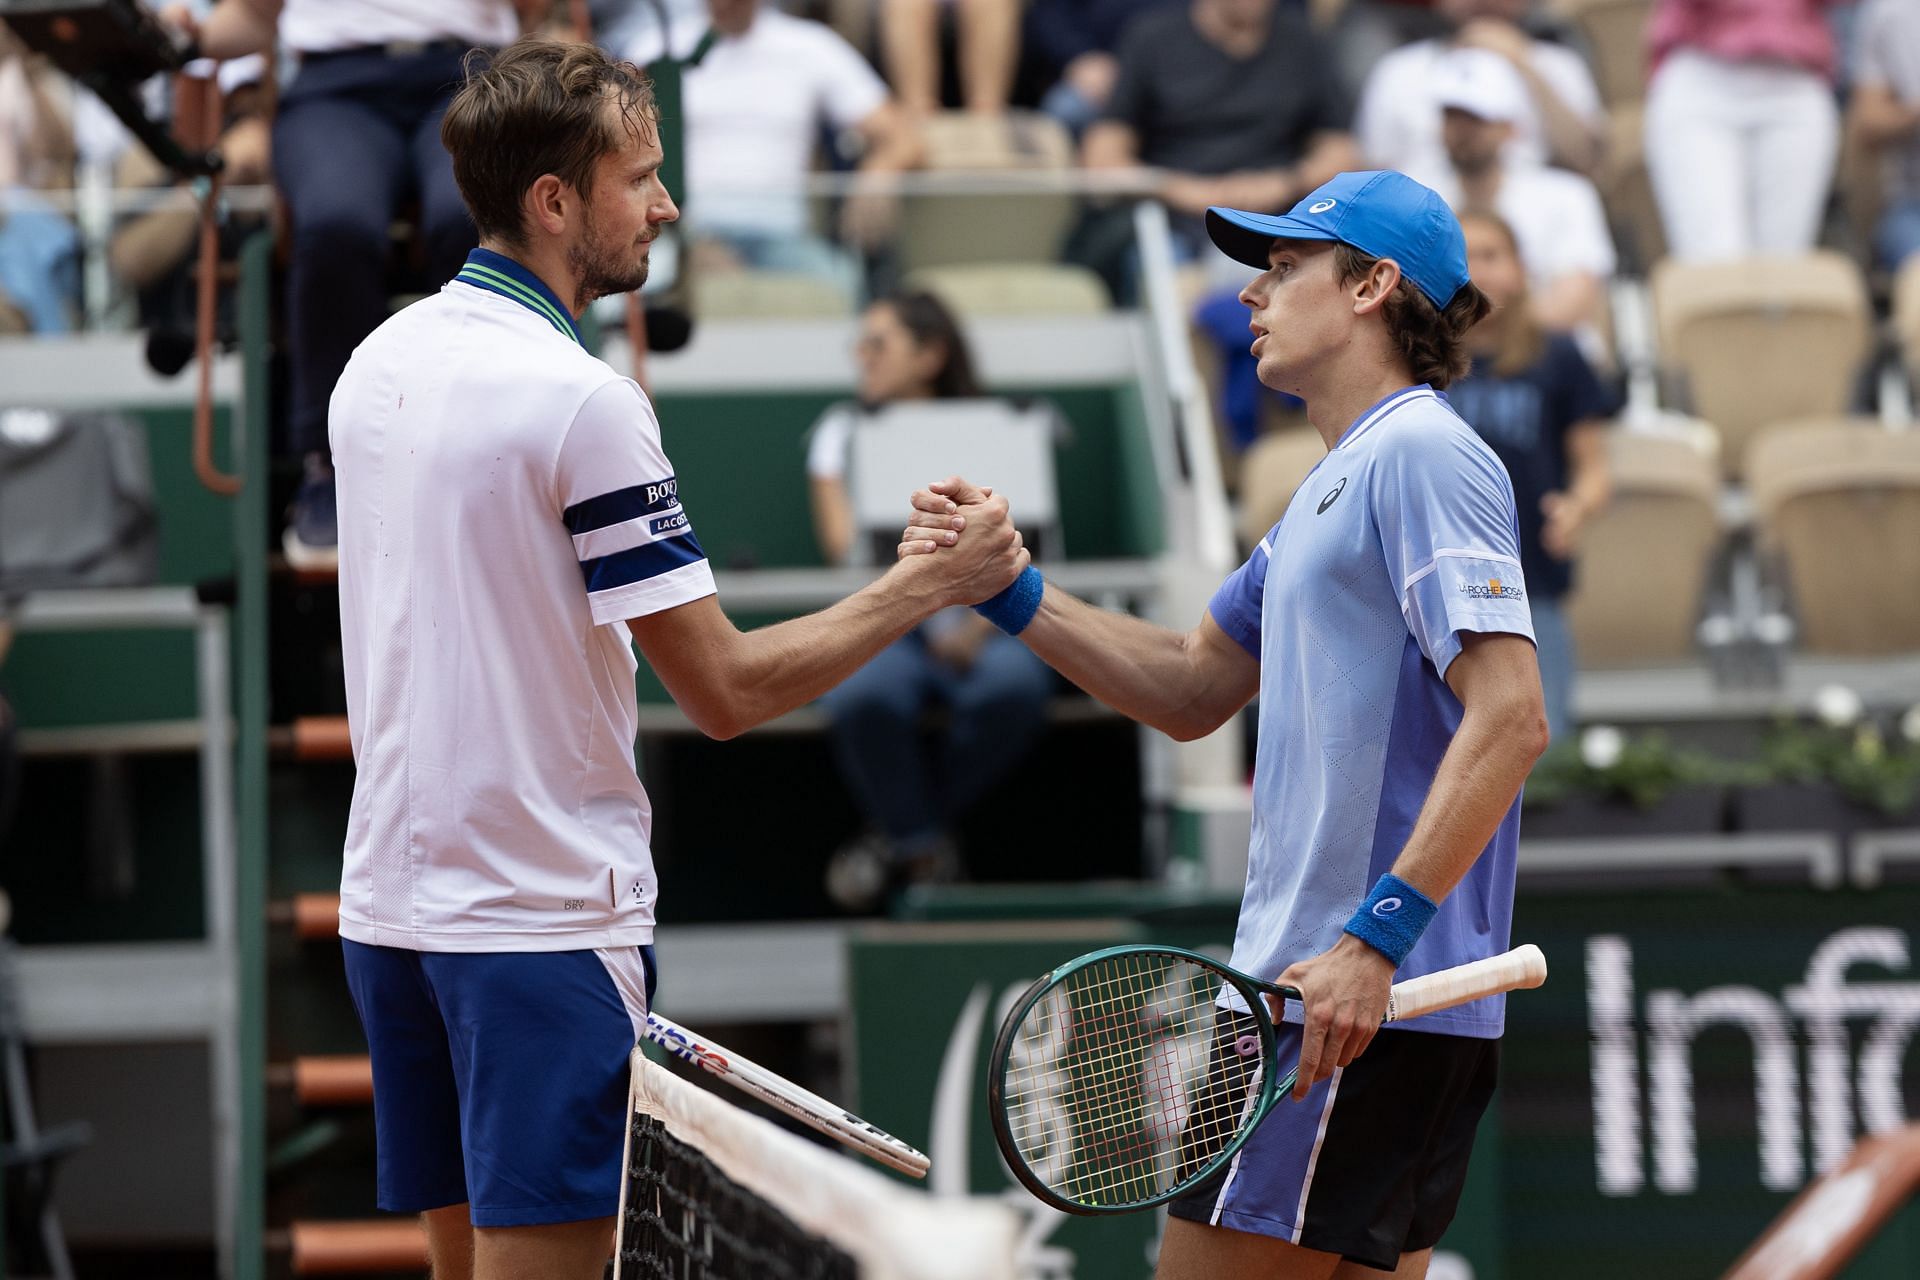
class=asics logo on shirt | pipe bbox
[1317,477,1348,514]
[1373,896,1403,917]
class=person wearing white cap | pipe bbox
[1422,46,1615,341]
[1354,0,1603,182]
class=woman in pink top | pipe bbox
[1642,0,1842,261]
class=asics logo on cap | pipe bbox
[1372,897,1403,917]
[1308,199,1338,214]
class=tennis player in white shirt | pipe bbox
[328,39,1027,1279]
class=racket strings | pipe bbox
[1002,953,1263,1208]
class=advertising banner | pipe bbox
[848,885,1920,1278]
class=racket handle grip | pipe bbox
[1384,944,1547,1022]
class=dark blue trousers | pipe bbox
[272,45,480,458]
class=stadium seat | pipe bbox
[1651,252,1872,476]
[1234,428,1327,549]
[1562,425,1722,666]
[898,112,1078,275]
[905,264,1108,316]
[1550,0,1652,109]
[692,270,854,319]
[1748,421,1920,655]
[1597,103,1666,273]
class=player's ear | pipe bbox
[1351,258,1402,317]
[524,174,570,238]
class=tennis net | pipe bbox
[615,1048,1021,1280]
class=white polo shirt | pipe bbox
[279,0,518,54]
[330,247,715,952]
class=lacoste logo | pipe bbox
[1317,477,1348,514]
[1373,897,1403,917]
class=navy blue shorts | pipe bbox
[341,940,657,1227]
[1167,1012,1497,1271]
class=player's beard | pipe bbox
[569,208,651,306]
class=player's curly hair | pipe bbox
[1331,244,1492,390]
[441,39,658,249]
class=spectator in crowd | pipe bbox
[1356,0,1605,178]
[1425,48,1614,341]
[881,0,1021,116]
[1643,0,1842,262]
[625,0,923,295]
[806,291,1053,909]
[1449,210,1614,742]
[1079,0,1356,279]
[109,59,274,375]
[0,26,80,335]
[1849,0,1920,269]
[1024,0,1170,136]
[161,0,534,569]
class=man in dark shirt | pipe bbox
[1083,0,1356,251]
[1025,0,1172,134]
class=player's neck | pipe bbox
[1303,362,1423,451]
[477,237,588,321]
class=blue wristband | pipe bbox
[973,565,1044,636]
[1342,874,1438,968]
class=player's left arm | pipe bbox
[1279,631,1547,1098]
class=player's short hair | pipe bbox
[441,39,658,249]
[1332,244,1492,390]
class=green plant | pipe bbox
[1526,731,1732,811]
[1762,717,1920,818]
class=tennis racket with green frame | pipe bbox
[987,942,1546,1214]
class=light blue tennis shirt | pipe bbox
[1209,385,1535,1038]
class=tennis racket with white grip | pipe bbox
[987,943,1546,1213]
[641,1011,930,1178]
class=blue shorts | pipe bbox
[341,940,657,1227]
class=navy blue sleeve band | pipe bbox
[1342,873,1438,968]
[973,565,1044,636]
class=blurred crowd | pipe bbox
[4,0,1918,899]
[2,0,1914,338]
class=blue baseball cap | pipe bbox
[1205,170,1472,309]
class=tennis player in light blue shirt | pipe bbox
[903,170,1548,1277]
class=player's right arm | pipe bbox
[904,479,1260,741]
[560,383,1022,740]
[1017,588,1259,741]
[627,523,1025,741]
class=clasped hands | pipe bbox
[894,475,1029,608]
